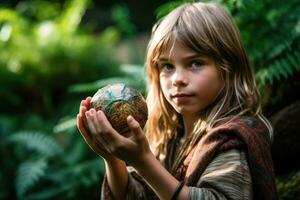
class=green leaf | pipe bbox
[53,117,77,133]
[0,8,21,22]
[58,0,90,34]
[8,131,63,157]
[16,160,47,198]
[23,183,76,200]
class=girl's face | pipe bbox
[157,42,223,117]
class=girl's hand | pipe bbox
[77,97,118,162]
[85,107,151,167]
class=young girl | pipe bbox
[77,2,277,200]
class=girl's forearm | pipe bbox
[134,153,189,200]
[105,158,128,200]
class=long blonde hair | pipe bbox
[144,2,272,160]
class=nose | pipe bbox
[172,68,188,87]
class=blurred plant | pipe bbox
[111,4,136,38]
[276,171,300,200]
[233,0,300,90]
[0,114,105,200]
[0,0,140,199]
[69,63,146,94]
[0,0,124,115]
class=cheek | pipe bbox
[196,73,222,98]
[159,76,168,93]
[194,75,212,90]
[159,77,173,102]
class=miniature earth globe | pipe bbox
[90,83,148,135]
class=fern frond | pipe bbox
[21,183,76,200]
[268,39,293,60]
[8,131,63,157]
[256,51,300,88]
[53,117,77,133]
[16,160,47,198]
[23,158,102,199]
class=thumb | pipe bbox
[127,115,143,140]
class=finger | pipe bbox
[79,100,85,113]
[79,106,89,128]
[79,105,86,117]
[85,109,116,147]
[84,96,92,110]
[79,96,92,112]
[89,108,108,138]
[77,114,93,145]
[90,109,101,132]
[127,115,144,141]
[95,110,122,147]
[86,109,113,149]
[85,110,97,134]
[78,113,112,156]
[95,110,124,143]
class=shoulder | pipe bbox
[195,115,272,153]
[214,115,272,142]
[216,115,265,129]
[202,148,250,176]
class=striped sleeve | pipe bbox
[189,149,253,200]
[101,167,155,200]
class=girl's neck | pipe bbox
[181,113,200,139]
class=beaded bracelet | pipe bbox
[170,181,184,200]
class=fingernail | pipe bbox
[127,115,133,122]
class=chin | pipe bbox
[174,107,194,115]
[173,105,203,116]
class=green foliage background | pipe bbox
[0,0,299,199]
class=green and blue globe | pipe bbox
[90,83,148,135]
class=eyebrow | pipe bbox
[157,54,203,62]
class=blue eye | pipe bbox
[190,61,203,69]
[160,63,174,72]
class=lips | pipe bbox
[171,93,194,98]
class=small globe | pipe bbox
[90,83,148,135]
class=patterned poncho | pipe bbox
[101,116,278,200]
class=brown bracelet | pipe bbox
[170,181,184,200]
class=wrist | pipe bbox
[105,157,126,168]
[131,151,188,200]
[132,151,156,174]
